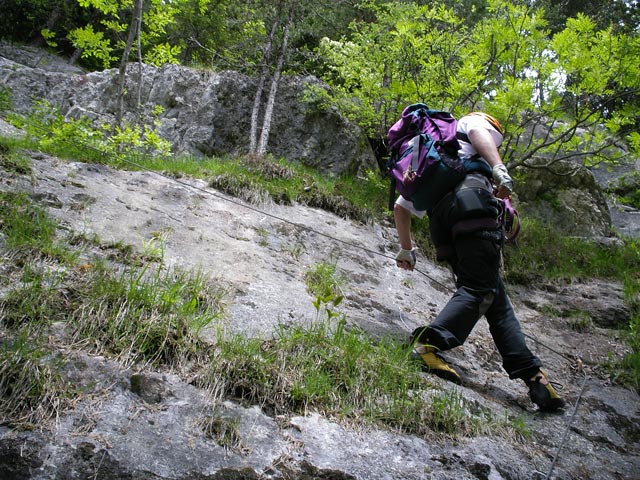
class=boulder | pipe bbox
[515,158,613,237]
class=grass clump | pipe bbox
[0,191,78,265]
[0,137,31,174]
[616,312,640,391]
[69,261,225,368]
[0,332,72,427]
[205,319,500,438]
[503,218,640,284]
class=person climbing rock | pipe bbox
[392,111,565,412]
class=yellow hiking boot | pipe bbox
[527,370,565,412]
[414,344,462,384]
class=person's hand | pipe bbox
[492,164,514,199]
[395,248,416,271]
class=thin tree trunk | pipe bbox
[116,0,143,126]
[69,48,82,66]
[249,10,280,154]
[257,0,296,155]
[136,0,143,109]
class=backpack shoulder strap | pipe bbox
[456,131,470,144]
[409,135,421,173]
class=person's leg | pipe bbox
[412,231,500,350]
[483,277,542,379]
[484,275,565,411]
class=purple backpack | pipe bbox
[386,104,462,203]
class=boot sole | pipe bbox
[421,364,462,385]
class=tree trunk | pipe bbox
[249,12,280,154]
[136,1,143,109]
[257,0,296,155]
[116,0,143,127]
[69,48,82,66]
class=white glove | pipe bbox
[395,248,416,269]
[492,164,514,194]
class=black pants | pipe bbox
[413,230,542,380]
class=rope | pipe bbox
[15,119,587,479]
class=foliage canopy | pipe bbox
[0,0,638,165]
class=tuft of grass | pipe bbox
[0,137,31,174]
[203,319,508,438]
[0,86,12,112]
[0,331,73,427]
[617,313,640,391]
[2,263,71,330]
[568,311,593,333]
[69,260,226,368]
[199,409,246,452]
[0,191,78,263]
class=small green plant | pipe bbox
[304,260,346,318]
[568,311,593,332]
[2,264,70,330]
[102,122,172,159]
[428,389,468,434]
[256,227,269,247]
[0,139,31,174]
[141,229,172,262]
[15,99,172,164]
[281,240,305,260]
[618,313,640,392]
[508,415,531,440]
[200,411,245,452]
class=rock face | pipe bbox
[1,126,639,480]
[0,42,376,177]
[515,159,613,237]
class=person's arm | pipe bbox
[393,202,416,270]
[468,127,514,199]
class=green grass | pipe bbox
[0,332,72,427]
[0,86,12,112]
[69,260,226,367]
[503,218,640,284]
[204,319,505,438]
[0,191,78,263]
[617,313,640,391]
[0,138,31,174]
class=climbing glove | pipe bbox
[492,164,514,195]
[395,248,416,269]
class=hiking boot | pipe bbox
[527,370,565,412]
[414,344,462,384]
